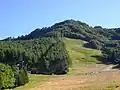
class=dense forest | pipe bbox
[0,37,70,89]
[1,19,120,89]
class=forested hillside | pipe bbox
[0,37,71,89]
[8,19,120,66]
[4,19,120,50]
[0,37,70,74]
[1,19,120,89]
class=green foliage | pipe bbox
[18,68,25,86]
[0,37,70,75]
[0,63,15,89]
[7,19,120,49]
[23,68,29,84]
[38,41,70,74]
[84,39,103,49]
[102,41,120,64]
[18,68,29,86]
[0,72,2,90]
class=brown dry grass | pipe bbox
[26,64,120,90]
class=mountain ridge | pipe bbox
[3,19,120,45]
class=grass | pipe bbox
[71,77,119,90]
[70,71,120,90]
[14,74,59,90]
[64,38,120,90]
[63,38,101,65]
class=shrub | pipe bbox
[84,40,102,49]
[0,72,2,90]
[0,63,15,89]
[23,68,29,84]
[18,68,29,86]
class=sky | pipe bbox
[0,0,120,39]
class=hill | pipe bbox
[15,38,120,90]
[2,19,120,71]
[3,19,120,49]
[1,19,120,89]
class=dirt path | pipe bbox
[28,64,120,90]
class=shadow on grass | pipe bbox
[91,55,120,70]
[91,55,116,64]
[91,55,108,64]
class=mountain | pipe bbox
[1,19,120,89]
[3,19,120,49]
[3,19,120,65]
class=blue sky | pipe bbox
[0,0,120,39]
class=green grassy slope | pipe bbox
[63,38,101,65]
